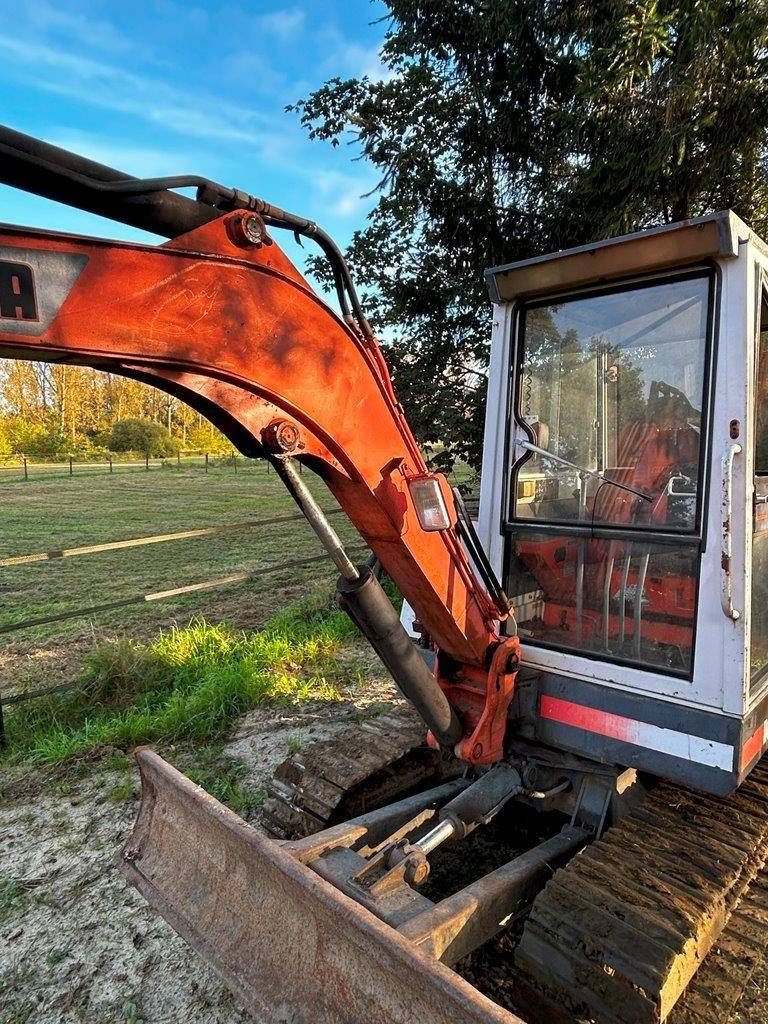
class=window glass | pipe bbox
[505,530,698,675]
[755,292,768,475]
[515,276,710,531]
[751,290,768,684]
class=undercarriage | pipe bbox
[122,721,768,1024]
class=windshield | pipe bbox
[514,274,711,532]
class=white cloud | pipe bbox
[25,1,133,56]
[316,27,393,81]
[45,129,201,179]
[256,7,306,40]
[310,169,378,219]
[0,36,277,147]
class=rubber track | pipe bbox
[516,758,768,1024]
[261,706,452,839]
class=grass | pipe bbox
[0,878,27,923]
[1,590,361,767]
[179,745,265,818]
[104,781,135,803]
[0,463,363,693]
[0,455,475,698]
[286,734,303,754]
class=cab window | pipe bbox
[505,273,713,678]
[514,275,710,532]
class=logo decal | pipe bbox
[0,247,88,337]
[0,260,39,322]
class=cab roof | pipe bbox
[485,210,757,304]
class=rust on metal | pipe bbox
[121,748,522,1024]
[0,204,518,765]
[517,756,768,1024]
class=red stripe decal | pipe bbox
[539,695,637,744]
[740,723,764,773]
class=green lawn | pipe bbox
[2,592,360,767]
[0,462,362,695]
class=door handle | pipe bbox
[721,443,742,621]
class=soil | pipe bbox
[3,670,768,1024]
[0,674,402,1024]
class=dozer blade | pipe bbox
[120,748,521,1024]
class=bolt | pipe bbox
[264,419,301,453]
[404,854,430,886]
[227,211,269,249]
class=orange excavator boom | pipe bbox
[0,125,518,765]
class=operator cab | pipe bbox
[477,212,768,794]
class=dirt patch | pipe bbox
[224,674,403,798]
[5,667,768,1024]
[1,773,243,1024]
[0,674,399,1024]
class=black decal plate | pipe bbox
[0,247,88,336]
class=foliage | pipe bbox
[180,745,266,818]
[185,424,235,455]
[1,591,363,765]
[0,414,110,459]
[294,0,768,469]
[0,419,11,459]
[109,418,178,457]
[0,360,232,456]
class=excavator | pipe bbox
[2,124,768,1024]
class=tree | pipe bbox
[109,418,177,457]
[0,359,234,457]
[294,1,768,470]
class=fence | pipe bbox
[0,503,366,743]
[0,452,295,482]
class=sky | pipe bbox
[0,0,390,278]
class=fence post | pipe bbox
[205,452,209,475]
[108,453,113,474]
[145,452,150,471]
[22,454,28,481]
[266,459,270,475]
[177,451,181,470]
[234,456,238,474]
[69,455,74,477]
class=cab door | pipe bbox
[503,268,721,696]
[749,282,768,697]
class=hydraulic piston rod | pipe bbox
[274,457,359,581]
[272,456,463,748]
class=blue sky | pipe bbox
[0,0,389,277]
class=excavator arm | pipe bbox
[0,126,518,764]
[7,129,768,1024]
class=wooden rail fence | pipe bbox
[0,452,296,481]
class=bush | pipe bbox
[0,421,11,459]
[186,424,234,455]
[3,417,52,456]
[109,418,177,457]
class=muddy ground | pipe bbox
[3,674,768,1024]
